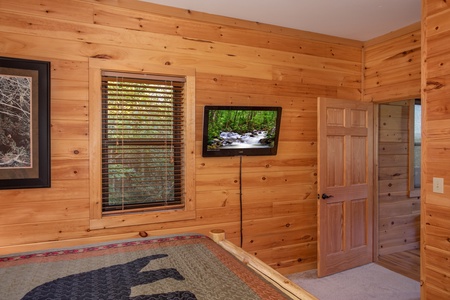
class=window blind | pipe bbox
[101,71,185,214]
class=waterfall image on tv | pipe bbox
[202,106,282,157]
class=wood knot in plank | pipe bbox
[182,37,213,43]
[425,80,444,91]
[91,54,113,59]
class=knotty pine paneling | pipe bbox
[0,0,363,274]
[90,3,362,62]
[377,102,420,256]
[425,0,450,16]
[364,23,423,282]
[427,10,450,39]
[51,139,89,160]
[423,0,450,298]
[244,227,316,252]
[0,0,95,23]
[51,159,89,180]
[51,79,88,100]
[378,154,408,168]
[262,242,317,273]
[195,189,241,210]
[0,0,427,278]
[272,199,317,217]
[364,24,421,102]
[52,100,88,121]
[0,199,89,226]
[3,180,89,203]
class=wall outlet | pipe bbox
[433,177,444,194]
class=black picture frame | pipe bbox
[0,57,51,189]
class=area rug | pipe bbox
[287,263,420,300]
[0,234,290,300]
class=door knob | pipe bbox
[321,193,334,199]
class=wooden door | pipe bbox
[317,97,374,277]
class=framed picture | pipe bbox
[0,57,51,189]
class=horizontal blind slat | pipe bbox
[101,71,185,214]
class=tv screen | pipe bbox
[202,106,282,157]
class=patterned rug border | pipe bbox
[0,234,206,263]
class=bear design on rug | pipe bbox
[22,254,197,300]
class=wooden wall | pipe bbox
[363,25,422,258]
[422,0,450,298]
[364,23,421,102]
[377,101,420,255]
[0,0,363,274]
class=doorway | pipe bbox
[375,100,421,281]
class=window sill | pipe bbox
[89,209,196,230]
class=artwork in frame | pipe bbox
[0,57,50,189]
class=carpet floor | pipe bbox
[287,263,420,300]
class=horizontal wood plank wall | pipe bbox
[364,23,421,102]
[378,101,420,256]
[0,0,362,274]
[363,25,422,265]
[422,0,450,298]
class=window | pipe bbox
[101,71,185,214]
[413,100,421,188]
[409,99,421,196]
[89,59,195,229]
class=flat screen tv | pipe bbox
[202,106,282,157]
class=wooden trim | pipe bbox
[408,99,415,196]
[420,1,427,297]
[209,229,318,300]
[88,58,196,230]
[102,71,186,82]
[361,44,366,101]
[89,65,103,220]
[183,72,196,212]
[90,210,196,230]
[373,103,380,262]
[408,99,421,198]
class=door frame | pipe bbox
[373,103,380,263]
